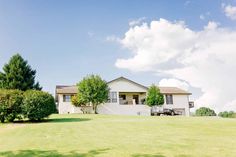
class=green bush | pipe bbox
[0,89,23,123]
[195,107,216,116]
[146,85,164,107]
[22,90,56,121]
[218,111,236,118]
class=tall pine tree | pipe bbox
[0,54,41,91]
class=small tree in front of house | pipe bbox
[75,75,109,114]
[146,84,164,107]
[72,94,91,114]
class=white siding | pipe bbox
[58,94,82,114]
[163,95,190,116]
[97,103,150,116]
[108,79,147,92]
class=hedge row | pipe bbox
[218,111,236,118]
[195,107,216,116]
[0,89,56,123]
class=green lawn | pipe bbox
[0,114,236,157]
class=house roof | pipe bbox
[55,77,191,95]
[107,76,148,90]
[159,87,191,95]
[56,85,77,94]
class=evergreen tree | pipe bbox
[0,54,41,91]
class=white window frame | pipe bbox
[107,92,117,103]
[63,95,72,102]
[166,94,173,105]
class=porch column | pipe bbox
[117,92,120,105]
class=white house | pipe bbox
[56,77,194,116]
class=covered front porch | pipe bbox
[118,92,146,105]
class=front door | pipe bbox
[133,95,139,104]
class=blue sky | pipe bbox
[0,0,236,111]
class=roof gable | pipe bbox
[108,76,148,89]
[107,77,148,92]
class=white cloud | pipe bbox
[158,78,189,91]
[129,17,146,27]
[184,1,191,6]
[200,14,205,20]
[222,99,236,111]
[223,4,236,20]
[204,21,219,30]
[116,19,196,71]
[115,18,236,112]
[87,31,94,37]
[106,35,120,42]
[200,12,211,20]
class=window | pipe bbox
[107,92,117,103]
[63,95,72,102]
[166,94,173,104]
[119,94,126,100]
[111,92,117,103]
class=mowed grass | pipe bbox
[0,114,236,157]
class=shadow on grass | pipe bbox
[132,154,166,157]
[0,148,110,157]
[13,118,91,124]
[46,117,91,123]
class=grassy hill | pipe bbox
[0,114,236,157]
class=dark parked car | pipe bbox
[151,106,178,116]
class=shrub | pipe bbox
[0,89,23,123]
[71,95,80,107]
[22,90,56,121]
[195,107,216,116]
[146,85,164,107]
[218,111,236,118]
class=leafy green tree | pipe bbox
[71,94,87,107]
[76,75,109,114]
[146,85,164,107]
[0,54,41,91]
[72,95,91,114]
[195,107,216,116]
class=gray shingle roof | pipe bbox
[159,87,191,95]
[56,77,191,95]
[56,85,77,94]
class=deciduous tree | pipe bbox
[75,75,109,114]
[146,85,164,107]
